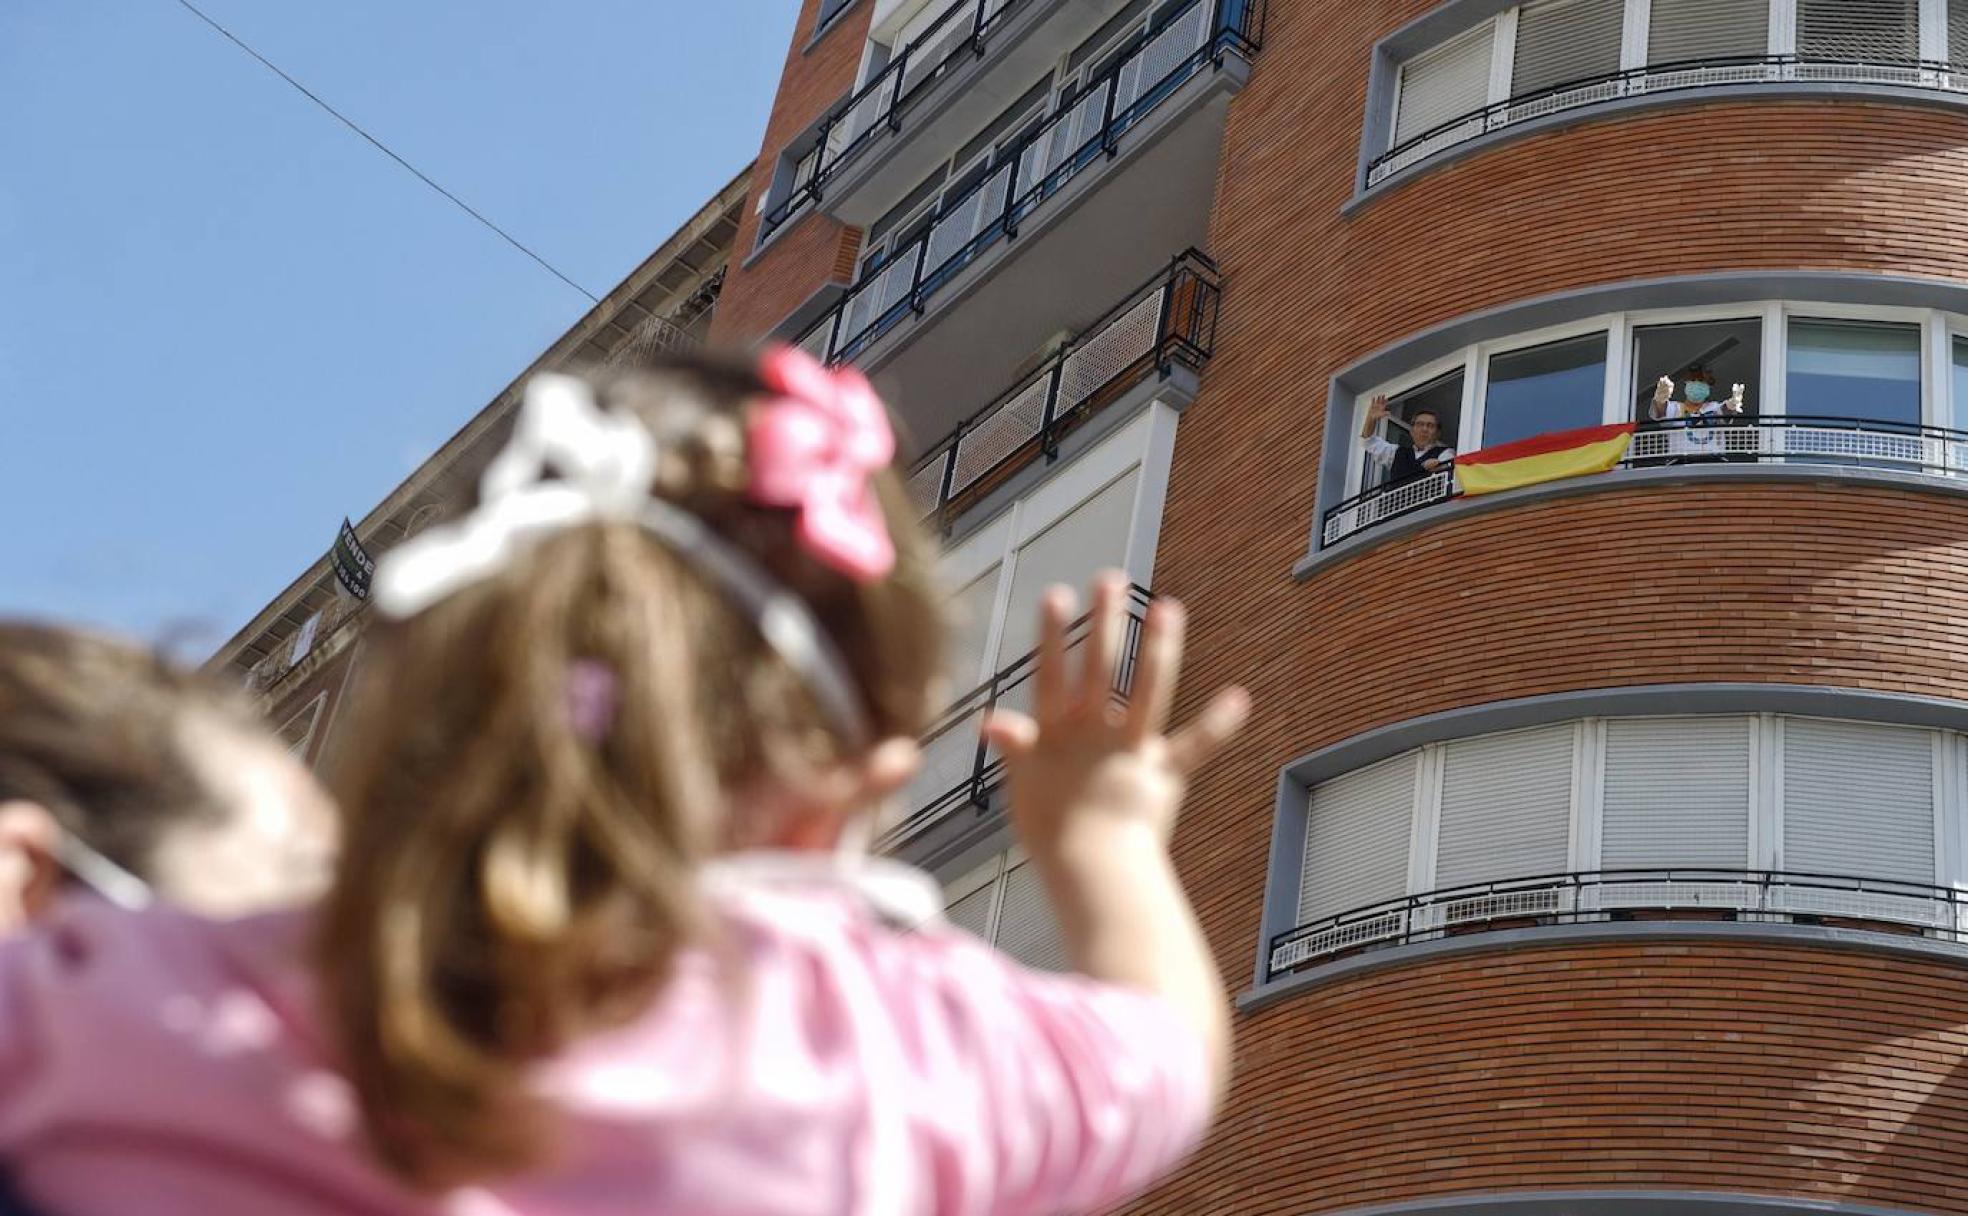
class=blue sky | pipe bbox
[0,1,799,654]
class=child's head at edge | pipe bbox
[0,621,337,924]
[318,350,945,1188]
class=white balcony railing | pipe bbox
[1323,416,1968,548]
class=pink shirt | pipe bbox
[0,867,1210,1216]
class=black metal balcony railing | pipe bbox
[903,249,1219,526]
[786,0,1262,364]
[1267,867,1968,980]
[884,583,1151,847]
[1322,414,1968,547]
[763,0,1265,243]
[1370,53,1968,187]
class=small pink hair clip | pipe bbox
[747,346,897,581]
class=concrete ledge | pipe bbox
[1295,462,1968,581]
[1315,1188,1940,1216]
[1239,919,1968,1012]
[1348,82,1968,212]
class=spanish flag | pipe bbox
[1455,422,1634,496]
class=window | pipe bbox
[1482,332,1607,447]
[1332,301,1968,547]
[944,566,1003,695]
[817,0,856,32]
[1362,370,1463,490]
[1297,753,1416,924]
[1392,23,1496,148]
[1434,725,1574,888]
[1280,713,1966,972]
[1797,0,1919,62]
[1372,0,1968,185]
[1602,717,1751,869]
[1781,719,1933,880]
[1513,0,1625,97]
[277,693,328,760]
[1954,337,1968,423]
[1630,317,1763,421]
[1786,318,1922,426]
[1649,0,1769,65]
[996,470,1140,664]
[944,849,1067,970]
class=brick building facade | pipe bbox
[715,1,1968,1213]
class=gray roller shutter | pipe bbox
[993,859,1067,971]
[1435,724,1574,887]
[1602,717,1752,868]
[1797,0,1919,61]
[1782,719,1934,882]
[1951,0,1968,65]
[1648,0,1769,64]
[1392,23,1495,147]
[946,881,996,938]
[1297,752,1417,923]
[1513,0,1626,97]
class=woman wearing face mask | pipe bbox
[1648,365,1747,463]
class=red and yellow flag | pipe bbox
[1454,422,1634,496]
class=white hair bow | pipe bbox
[373,374,657,619]
[369,371,873,744]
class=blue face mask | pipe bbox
[1684,381,1712,404]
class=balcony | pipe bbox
[789,0,1257,395]
[1267,868,1968,979]
[884,583,1149,850]
[1322,415,1968,548]
[244,593,365,697]
[765,0,1261,243]
[901,249,1217,523]
[1370,53,1968,189]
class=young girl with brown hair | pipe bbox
[0,349,1246,1215]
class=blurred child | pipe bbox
[0,620,336,925]
[0,350,1245,1215]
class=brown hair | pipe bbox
[317,353,944,1187]
[0,621,259,878]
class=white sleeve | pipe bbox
[1362,434,1396,462]
[1435,447,1455,464]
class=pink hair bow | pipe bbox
[748,346,897,581]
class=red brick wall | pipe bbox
[1142,940,1968,1214]
[710,0,873,346]
[1136,0,1968,1211]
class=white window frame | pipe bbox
[1346,299,1968,485]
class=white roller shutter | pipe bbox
[993,859,1067,970]
[1951,0,1968,65]
[997,469,1139,663]
[1298,752,1417,924]
[1512,0,1625,97]
[1435,725,1575,887]
[1782,719,1935,882]
[1647,0,1769,65]
[1797,0,1919,61]
[944,565,1002,693]
[1392,23,1495,147]
[1602,717,1752,869]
